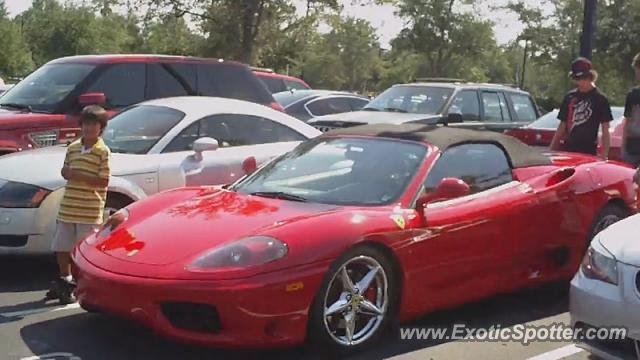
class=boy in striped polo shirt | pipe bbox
[48,105,110,304]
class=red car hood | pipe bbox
[0,108,61,130]
[91,188,342,266]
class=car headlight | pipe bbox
[89,208,129,244]
[0,180,51,208]
[187,236,288,270]
[581,242,618,285]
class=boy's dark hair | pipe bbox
[79,105,108,132]
[632,52,640,69]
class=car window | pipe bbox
[448,90,480,121]
[349,97,369,111]
[285,79,308,90]
[86,63,145,108]
[147,64,188,99]
[232,137,428,206]
[163,114,306,152]
[168,63,197,92]
[103,105,185,154]
[307,98,352,116]
[259,76,286,93]
[508,93,537,122]
[365,85,453,114]
[482,92,510,122]
[197,64,273,104]
[0,63,96,113]
[498,93,512,121]
[424,143,513,196]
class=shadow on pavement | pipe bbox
[0,255,57,293]
[351,281,570,360]
[18,282,569,360]
[0,299,61,324]
[20,312,322,360]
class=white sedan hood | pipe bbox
[598,214,640,266]
[0,146,158,190]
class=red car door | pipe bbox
[406,143,521,312]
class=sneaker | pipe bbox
[57,277,77,305]
[44,280,61,301]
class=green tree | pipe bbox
[0,1,34,78]
[131,0,339,64]
[390,0,496,79]
[142,15,201,55]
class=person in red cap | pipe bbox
[550,57,613,158]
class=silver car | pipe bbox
[570,213,640,359]
[0,96,320,254]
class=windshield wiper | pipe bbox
[361,107,380,112]
[250,191,308,202]
[383,107,408,113]
[0,103,32,112]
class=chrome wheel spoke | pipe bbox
[356,266,380,295]
[325,298,349,317]
[344,311,356,345]
[358,299,383,316]
[340,267,356,293]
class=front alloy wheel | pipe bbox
[310,246,397,355]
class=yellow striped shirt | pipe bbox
[57,138,111,224]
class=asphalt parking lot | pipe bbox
[0,256,599,360]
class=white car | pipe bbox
[570,213,640,359]
[0,96,320,254]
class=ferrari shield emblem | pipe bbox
[390,214,406,229]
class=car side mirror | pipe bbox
[242,156,257,175]
[416,177,470,212]
[192,137,218,162]
[78,92,106,107]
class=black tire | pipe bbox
[587,203,629,244]
[308,245,399,357]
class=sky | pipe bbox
[4,0,554,48]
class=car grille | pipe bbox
[0,235,28,247]
[160,302,222,334]
[29,130,59,148]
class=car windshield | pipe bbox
[102,105,185,154]
[364,85,453,114]
[232,137,427,206]
[274,90,316,107]
[528,107,624,129]
[0,63,95,113]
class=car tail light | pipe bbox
[269,102,285,112]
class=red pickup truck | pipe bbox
[0,55,280,155]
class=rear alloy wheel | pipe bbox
[310,246,398,355]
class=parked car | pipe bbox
[308,81,540,132]
[252,67,311,93]
[274,90,370,122]
[73,124,635,354]
[570,213,640,359]
[0,96,320,255]
[0,55,280,155]
[505,107,625,160]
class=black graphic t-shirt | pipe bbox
[623,87,640,155]
[557,88,613,155]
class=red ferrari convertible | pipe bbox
[72,124,638,354]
